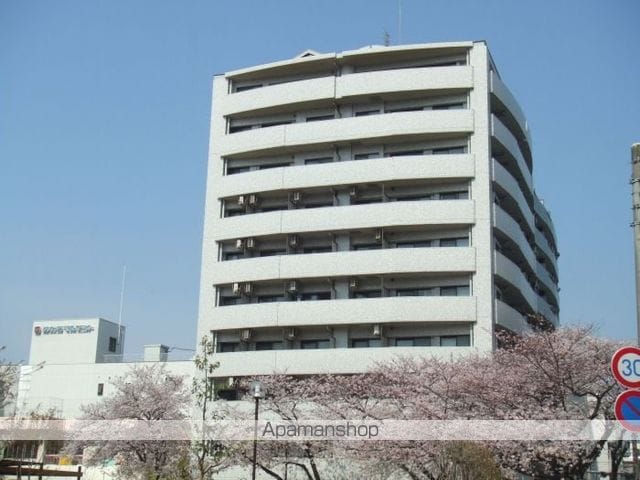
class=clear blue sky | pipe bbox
[1,0,638,362]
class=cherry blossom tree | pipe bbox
[191,335,234,480]
[0,346,17,415]
[77,363,191,480]
[253,327,623,480]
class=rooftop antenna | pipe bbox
[397,0,403,45]
[383,30,390,46]
[117,265,127,350]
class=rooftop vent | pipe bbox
[295,49,320,58]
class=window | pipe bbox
[226,166,251,175]
[386,106,425,113]
[303,246,333,254]
[351,338,382,348]
[108,337,117,353]
[353,152,380,160]
[257,295,288,303]
[431,103,465,110]
[352,243,382,251]
[258,163,291,170]
[432,146,466,154]
[255,341,283,351]
[385,149,424,157]
[235,84,262,92]
[394,194,433,201]
[352,290,382,299]
[228,124,254,133]
[394,337,431,347]
[220,296,242,306]
[439,237,469,247]
[439,191,469,200]
[396,288,434,297]
[306,114,334,122]
[223,252,244,260]
[261,120,294,128]
[396,240,433,248]
[354,110,380,117]
[97,383,104,396]
[305,157,333,165]
[440,285,470,296]
[440,335,471,347]
[259,249,287,257]
[218,342,240,353]
[298,292,331,301]
[304,201,334,209]
[301,339,331,349]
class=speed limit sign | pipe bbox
[611,346,640,389]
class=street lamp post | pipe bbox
[250,380,266,480]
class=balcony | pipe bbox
[211,344,477,376]
[219,110,474,157]
[495,299,531,334]
[491,115,532,189]
[205,296,477,331]
[211,247,476,285]
[217,154,475,199]
[210,200,476,242]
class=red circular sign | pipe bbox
[611,346,640,389]
[615,390,640,432]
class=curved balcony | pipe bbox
[212,345,477,376]
[211,200,476,241]
[538,295,559,327]
[535,229,559,274]
[211,247,476,285]
[494,251,538,313]
[217,154,475,198]
[495,299,531,334]
[490,71,532,149]
[493,206,536,271]
[219,110,474,157]
[220,66,474,117]
[494,206,558,306]
[492,159,534,234]
[206,296,476,331]
[491,115,532,188]
[534,196,558,251]
[220,76,336,116]
[336,65,472,99]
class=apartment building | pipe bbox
[196,41,559,388]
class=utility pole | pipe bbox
[631,143,640,480]
[632,143,640,345]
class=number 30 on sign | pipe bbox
[611,346,640,389]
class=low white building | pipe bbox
[14,318,194,419]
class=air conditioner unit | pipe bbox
[372,324,382,337]
[232,282,242,295]
[243,282,254,296]
[248,194,259,207]
[374,229,384,242]
[349,186,358,197]
[288,234,300,248]
[235,238,245,250]
[240,329,252,342]
[287,280,299,293]
[237,195,246,207]
[284,327,296,340]
[290,191,302,204]
[246,238,256,249]
[349,278,359,290]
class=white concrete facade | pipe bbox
[197,41,560,383]
[14,318,194,419]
